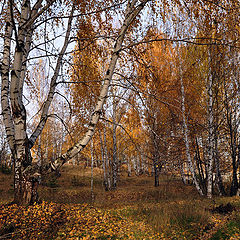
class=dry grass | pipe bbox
[0,168,14,204]
[37,165,201,207]
[1,165,240,239]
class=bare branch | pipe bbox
[29,4,75,148]
[50,0,151,170]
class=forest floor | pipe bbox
[0,164,240,239]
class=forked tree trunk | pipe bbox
[1,0,67,205]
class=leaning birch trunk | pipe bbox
[179,65,204,196]
[1,0,149,205]
[51,0,150,171]
[179,159,187,185]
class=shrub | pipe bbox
[0,164,12,174]
[44,175,59,188]
[71,175,86,187]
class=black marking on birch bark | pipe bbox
[106,70,110,75]
[1,85,9,91]
[60,156,67,163]
[1,62,6,68]
[89,122,95,128]
[6,134,14,138]
[67,146,74,152]
[16,42,25,52]
[28,139,34,149]
[4,44,11,51]
[23,0,29,8]
[11,70,18,77]
[95,110,102,115]
[22,61,26,67]
[2,72,10,78]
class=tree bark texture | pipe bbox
[0,0,71,205]
[206,59,214,198]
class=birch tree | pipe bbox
[0,0,150,205]
[179,56,204,196]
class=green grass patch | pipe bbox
[210,216,240,240]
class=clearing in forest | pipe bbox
[0,165,240,239]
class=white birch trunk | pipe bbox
[1,0,58,205]
[1,4,15,154]
[90,140,94,202]
[207,52,214,199]
[180,65,204,196]
[127,157,132,176]
[112,86,118,188]
[10,0,36,205]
